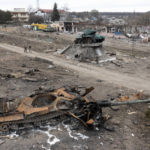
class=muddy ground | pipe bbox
[0,27,150,150]
[0,48,150,150]
[0,27,74,52]
[0,27,150,81]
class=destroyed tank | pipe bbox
[0,87,76,132]
[74,29,105,44]
[0,87,100,132]
[0,86,150,133]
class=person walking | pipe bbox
[28,45,32,53]
[24,46,27,53]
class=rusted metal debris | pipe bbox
[0,86,99,132]
[116,91,143,101]
[0,86,150,133]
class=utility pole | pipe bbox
[37,0,40,9]
[131,10,137,57]
[131,36,135,56]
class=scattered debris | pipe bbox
[98,57,116,63]
[116,91,144,101]
[0,139,5,145]
[131,133,135,137]
[25,68,39,75]
[57,45,71,54]
[0,69,40,80]
[110,61,122,67]
[96,79,103,82]
[145,110,150,119]
[44,50,56,53]
[48,65,55,69]
[0,72,24,79]
[21,64,26,67]
[128,111,137,115]
[22,77,38,82]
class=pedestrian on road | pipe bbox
[28,45,32,53]
[24,46,27,53]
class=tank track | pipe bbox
[0,111,67,133]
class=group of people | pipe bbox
[24,45,32,53]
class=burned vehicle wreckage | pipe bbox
[0,86,150,134]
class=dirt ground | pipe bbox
[0,27,74,52]
[0,27,150,82]
[0,48,150,150]
[0,27,150,150]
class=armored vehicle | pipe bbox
[74,29,105,44]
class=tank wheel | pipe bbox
[82,38,87,44]
[0,123,10,132]
[87,38,93,44]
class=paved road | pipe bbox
[0,43,150,94]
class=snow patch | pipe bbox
[7,132,19,139]
[62,123,89,140]
[76,133,89,140]
[37,125,60,150]
[99,57,116,63]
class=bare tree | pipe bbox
[136,11,150,26]
[27,5,35,15]
[29,15,44,24]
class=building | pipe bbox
[50,21,78,32]
[11,8,29,22]
[34,9,68,22]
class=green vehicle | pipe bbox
[75,29,105,44]
[42,27,56,32]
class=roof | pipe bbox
[12,12,28,14]
[39,9,66,14]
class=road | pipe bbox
[0,43,150,94]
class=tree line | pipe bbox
[127,11,150,26]
[0,3,60,24]
[137,11,150,26]
[29,3,60,24]
[0,4,149,26]
[0,10,12,24]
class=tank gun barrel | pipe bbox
[97,99,150,107]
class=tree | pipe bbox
[90,10,103,25]
[5,11,12,21]
[27,5,35,15]
[51,3,60,21]
[91,10,99,19]
[29,14,44,24]
[136,11,150,26]
[0,10,12,24]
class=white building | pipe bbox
[34,9,68,22]
[11,8,29,22]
